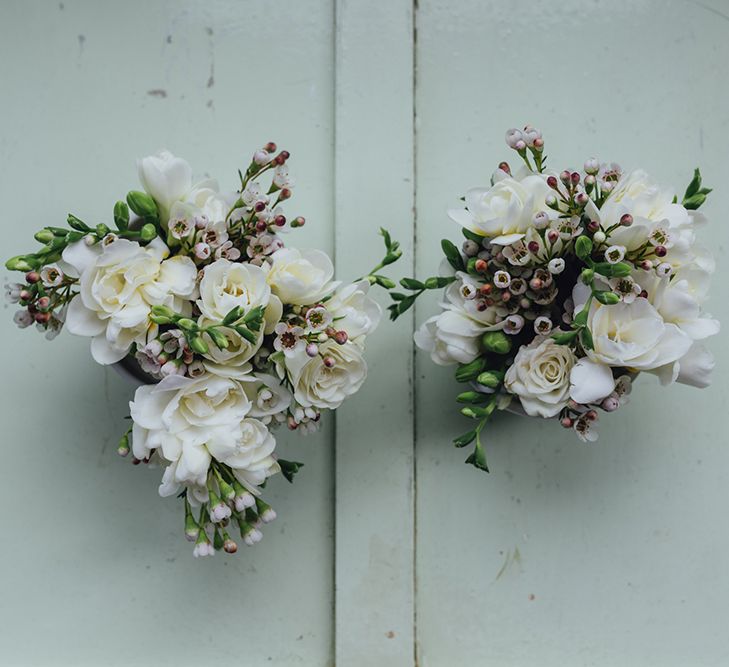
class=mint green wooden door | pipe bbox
[1,1,727,665]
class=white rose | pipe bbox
[240,372,293,419]
[448,171,553,245]
[414,311,484,366]
[198,258,281,332]
[675,343,715,388]
[569,357,616,405]
[284,341,367,410]
[504,337,576,418]
[638,270,720,343]
[327,280,382,339]
[414,276,507,366]
[584,297,692,371]
[64,238,197,364]
[266,247,338,305]
[130,373,277,496]
[600,169,698,266]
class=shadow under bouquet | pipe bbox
[5,145,400,556]
[390,126,719,472]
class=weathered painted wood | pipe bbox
[333,1,416,664]
[0,1,337,664]
[413,0,729,664]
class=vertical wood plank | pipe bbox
[413,1,729,665]
[0,1,337,664]
[334,1,416,664]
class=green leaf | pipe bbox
[683,191,712,210]
[461,227,483,243]
[453,430,477,448]
[389,292,407,301]
[552,329,580,345]
[481,331,512,355]
[67,214,91,232]
[379,227,393,250]
[683,167,702,201]
[580,327,594,351]
[441,239,465,271]
[400,277,424,290]
[465,440,489,472]
[278,459,304,483]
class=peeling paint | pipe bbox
[147,89,168,98]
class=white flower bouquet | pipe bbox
[5,145,400,556]
[390,126,719,471]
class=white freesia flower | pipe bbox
[600,169,698,266]
[637,270,720,343]
[64,238,197,364]
[137,150,195,223]
[415,311,483,366]
[130,373,278,497]
[447,170,553,245]
[327,280,382,339]
[284,341,367,410]
[582,296,693,371]
[674,343,715,388]
[503,337,576,418]
[197,258,282,334]
[569,358,616,405]
[266,247,338,305]
[414,277,506,366]
[240,373,293,419]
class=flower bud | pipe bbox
[656,262,672,277]
[584,158,599,175]
[5,256,35,272]
[545,193,558,209]
[462,240,480,256]
[601,396,619,412]
[265,141,277,153]
[505,128,523,149]
[126,190,158,219]
[323,356,336,368]
[546,175,558,189]
[570,171,581,185]
[498,161,511,175]
[37,296,50,310]
[475,259,488,274]
[476,370,503,388]
[575,192,589,206]
[223,538,238,554]
[560,170,571,185]
[581,268,595,284]
[140,223,157,242]
[306,342,319,357]
[548,258,565,274]
[189,335,209,355]
[117,434,130,457]
[620,213,633,227]
[547,229,559,243]
[291,216,305,228]
[593,231,606,244]
[655,245,667,257]
[481,331,512,355]
[587,220,600,233]
[334,330,348,345]
[34,229,55,244]
[561,417,574,428]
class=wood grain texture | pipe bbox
[413,1,729,665]
[333,1,416,665]
[0,1,336,665]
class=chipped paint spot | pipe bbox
[147,89,168,98]
[205,26,213,36]
[207,74,214,88]
[166,34,172,44]
[385,631,395,639]
[206,99,213,109]
[77,34,85,53]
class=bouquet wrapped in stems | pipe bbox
[390,126,719,471]
[5,145,400,556]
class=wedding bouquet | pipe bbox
[390,126,719,471]
[5,145,400,556]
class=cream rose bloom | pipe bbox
[504,337,576,418]
[448,169,553,245]
[414,277,505,366]
[198,258,282,332]
[266,247,338,305]
[130,373,278,499]
[584,297,692,371]
[327,280,382,339]
[64,238,197,364]
[284,341,367,410]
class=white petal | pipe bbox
[65,296,106,336]
[90,334,129,365]
[61,240,101,275]
[569,358,616,404]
